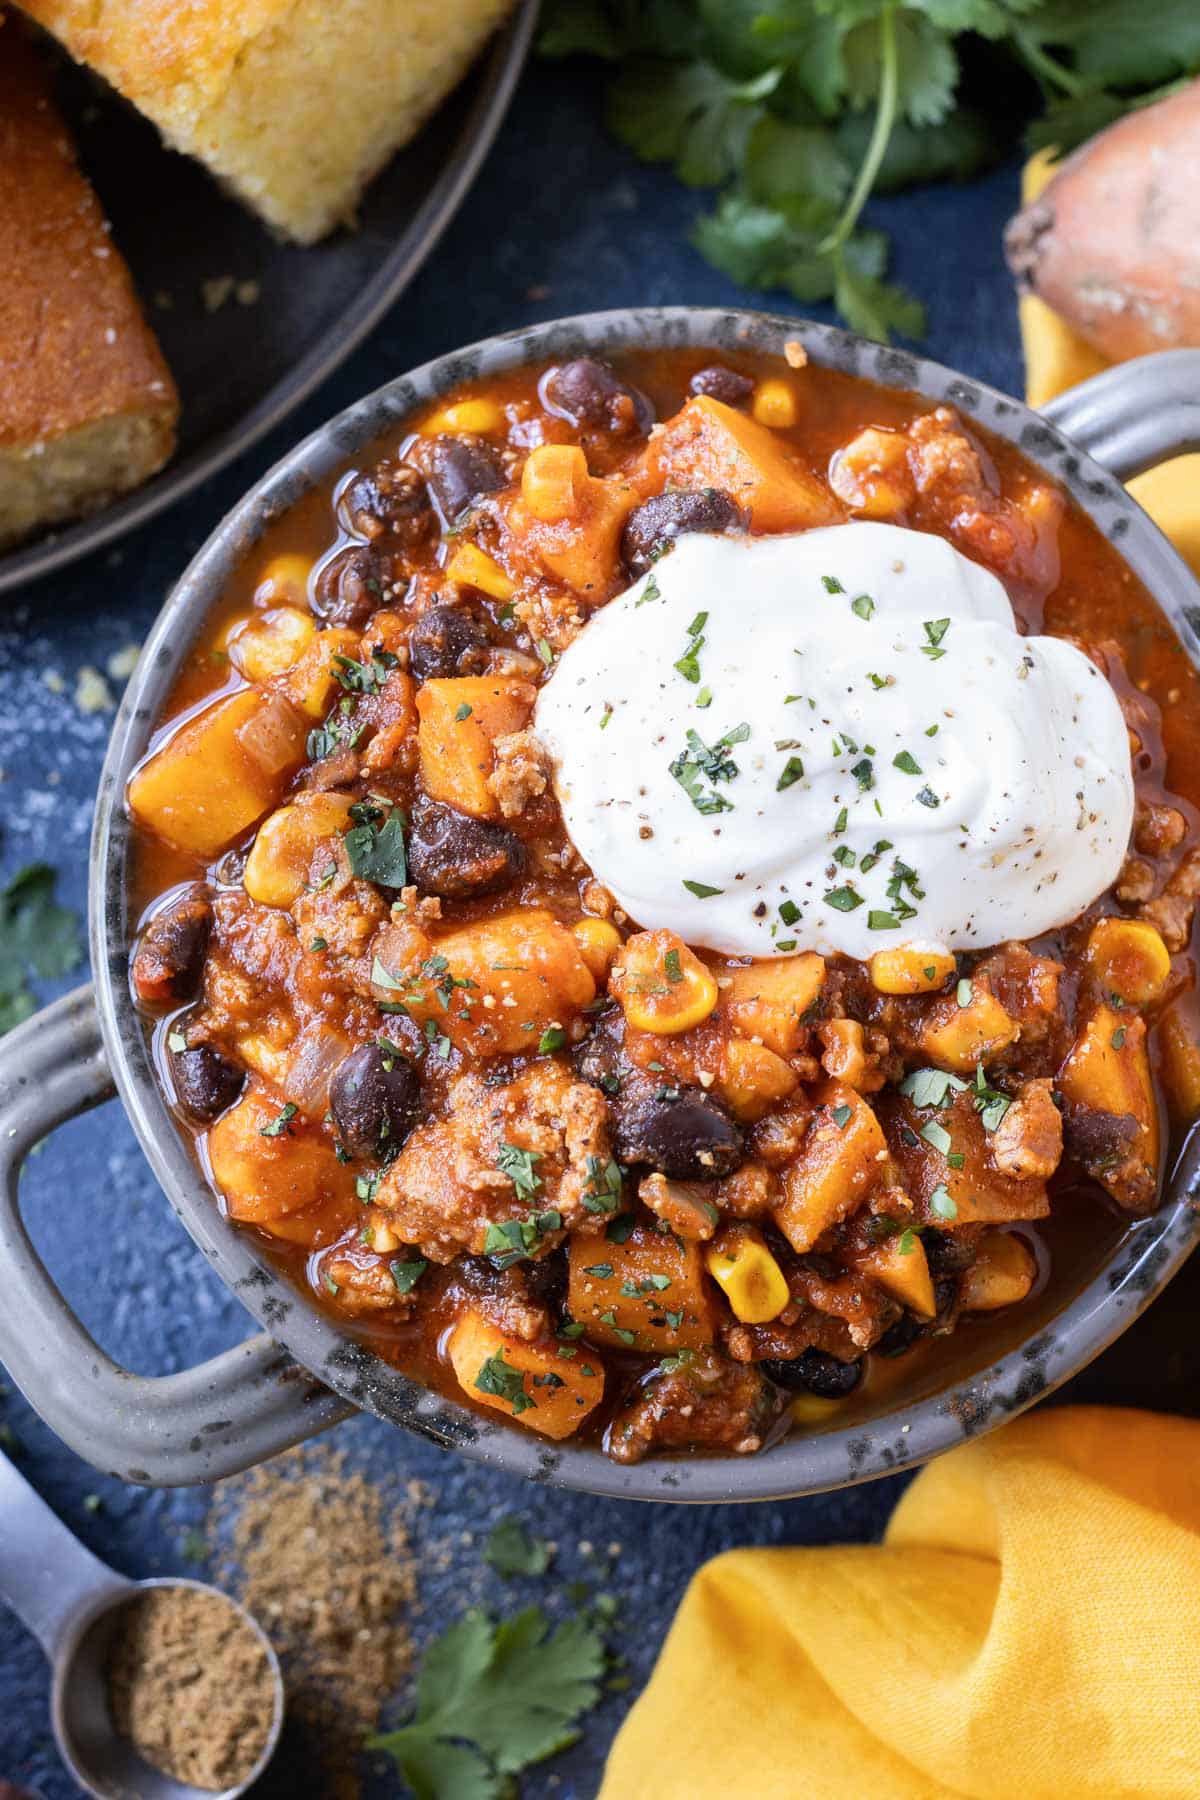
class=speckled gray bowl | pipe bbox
[3,308,1200,1498]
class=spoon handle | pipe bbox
[0,1450,130,1659]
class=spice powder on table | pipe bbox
[206,1445,418,1799]
[105,1584,276,1789]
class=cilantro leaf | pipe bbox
[538,0,1200,342]
[344,807,408,889]
[607,57,779,187]
[484,1516,555,1579]
[369,1606,606,1789]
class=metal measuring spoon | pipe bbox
[0,1450,283,1799]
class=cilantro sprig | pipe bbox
[370,1606,606,1798]
[540,0,1200,341]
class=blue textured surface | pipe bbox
[1,51,1197,1800]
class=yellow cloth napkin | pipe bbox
[602,160,1200,1800]
[601,1409,1200,1798]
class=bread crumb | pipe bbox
[202,276,235,313]
[75,665,114,712]
[107,642,141,680]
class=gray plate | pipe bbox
[0,1,536,597]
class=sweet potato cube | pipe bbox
[860,1234,936,1318]
[128,688,306,856]
[282,626,363,719]
[917,981,1019,1073]
[773,1082,886,1253]
[644,397,841,532]
[416,676,536,818]
[718,1037,799,1123]
[719,953,825,1055]
[447,1309,604,1440]
[373,908,596,1058]
[516,445,638,595]
[1058,1004,1159,1206]
[1159,1007,1200,1122]
[567,1221,715,1353]
[882,1090,1050,1227]
[207,1087,357,1239]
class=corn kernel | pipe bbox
[572,916,622,981]
[705,1225,790,1323]
[253,554,312,608]
[244,793,354,909]
[445,542,517,602]
[958,1230,1037,1312]
[521,443,586,523]
[791,1393,849,1426]
[611,929,718,1034]
[870,946,956,995]
[228,607,315,683]
[751,379,798,429]
[423,398,505,436]
[1086,916,1171,1007]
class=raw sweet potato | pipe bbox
[1005,81,1200,360]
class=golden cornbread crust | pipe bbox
[0,29,178,548]
[16,0,518,243]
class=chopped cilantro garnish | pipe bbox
[850,593,875,621]
[893,750,922,775]
[956,978,973,1008]
[916,786,941,808]
[867,910,900,930]
[389,1259,427,1295]
[682,879,723,898]
[921,1120,952,1154]
[832,1103,852,1129]
[821,575,844,594]
[484,1516,554,1578]
[824,885,863,912]
[537,1026,566,1054]
[929,1183,958,1220]
[474,1349,534,1414]
[777,754,805,791]
[496,1142,543,1203]
[259,1102,297,1138]
[345,805,408,889]
[921,619,951,660]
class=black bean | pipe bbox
[922,1229,976,1276]
[407,798,525,899]
[688,365,755,407]
[620,488,743,577]
[933,1275,959,1318]
[344,459,431,544]
[331,1043,420,1162]
[873,1314,926,1358]
[132,891,212,1004]
[762,1348,863,1398]
[540,358,654,435]
[410,435,507,526]
[617,1084,744,1181]
[408,605,491,681]
[173,1047,244,1123]
[313,546,389,629]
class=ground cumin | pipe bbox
[206,1444,418,1799]
[105,1585,276,1790]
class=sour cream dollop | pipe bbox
[534,522,1134,959]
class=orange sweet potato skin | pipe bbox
[1005,80,1200,360]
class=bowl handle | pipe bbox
[1041,349,1200,480]
[0,985,355,1485]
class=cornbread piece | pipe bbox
[16,0,518,244]
[0,32,177,549]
